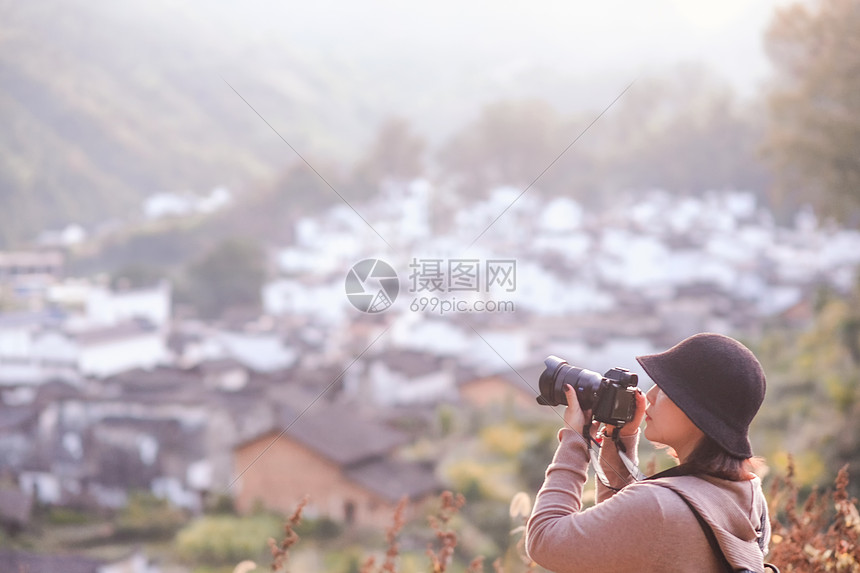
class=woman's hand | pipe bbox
[562,384,599,439]
[608,388,647,437]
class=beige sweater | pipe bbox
[526,428,770,573]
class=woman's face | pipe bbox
[644,384,704,461]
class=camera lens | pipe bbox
[537,356,567,406]
[537,356,603,409]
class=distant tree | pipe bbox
[215,160,343,244]
[115,490,187,540]
[70,226,207,278]
[434,76,768,211]
[437,99,566,198]
[270,160,342,215]
[597,64,770,201]
[352,117,426,198]
[763,0,860,222]
[754,281,860,496]
[111,263,166,290]
[185,238,265,319]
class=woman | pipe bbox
[526,333,771,573]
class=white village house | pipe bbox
[0,281,172,384]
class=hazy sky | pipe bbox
[189,0,794,97]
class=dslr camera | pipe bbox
[537,355,639,428]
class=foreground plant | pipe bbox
[427,491,466,573]
[769,459,860,572]
[361,497,408,573]
[236,465,860,573]
[268,496,307,573]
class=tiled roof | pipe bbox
[246,404,410,467]
[0,488,32,524]
[373,349,443,378]
[345,458,441,502]
[0,405,38,432]
[72,319,157,346]
[0,550,103,573]
[35,380,83,404]
[459,361,543,397]
[194,357,245,374]
[0,251,63,268]
[0,310,63,329]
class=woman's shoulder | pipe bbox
[638,473,765,525]
[599,477,701,518]
[586,479,705,536]
[619,476,706,505]
[645,473,763,499]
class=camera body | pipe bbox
[537,355,639,428]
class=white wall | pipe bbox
[32,330,78,363]
[368,361,455,406]
[0,325,33,359]
[86,282,171,328]
[79,333,168,378]
[19,472,61,504]
[0,326,80,386]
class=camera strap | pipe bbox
[588,445,618,490]
[584,425,644,490]
[615,445,645,482]
[609,427,645,481]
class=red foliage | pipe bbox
[769,458,860,572]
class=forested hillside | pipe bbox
[0,0,391,246]
[1,0,782,248]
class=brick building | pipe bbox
[233,404,439,528]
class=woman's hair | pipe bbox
[680,434,758,481]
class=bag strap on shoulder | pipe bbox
[671,489,735,573]
[666,487,780,573]
[647,470,779,573]
[666,488,779,573]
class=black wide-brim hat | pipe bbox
[635,333,766,458]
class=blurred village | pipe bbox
[3,0,860,571]
[3,180,860,571]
